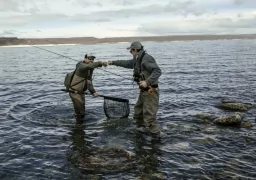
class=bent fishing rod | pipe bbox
[30,44,131,81]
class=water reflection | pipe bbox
[67,120,168,179]
[69,123,92,154]
[68,121,138,176]
[67,122,101,179]
[133,131,167,179]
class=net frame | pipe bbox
[101,95,130,119]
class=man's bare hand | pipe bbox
[102,62,108,67]
[93,92,99,97]
[139,81,147,88]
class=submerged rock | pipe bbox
[195,138,216,145]
[213,112,243,126]
[240,122,254,128]
[69,146,137,172]
[195,112,250,127]
[216,103,249,111]
[195,114,218,123]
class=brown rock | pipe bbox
[213,112,243,126]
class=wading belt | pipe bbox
[61,88,87,94]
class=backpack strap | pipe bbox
[68,62,86,91]
[69,78,86,90]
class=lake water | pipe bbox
[0,40,256,179]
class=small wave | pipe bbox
[22,104,104,127]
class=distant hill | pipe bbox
[0,37,98,46]
[1,34,256,46]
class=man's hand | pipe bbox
[101,62,108,67]
[93,92,98,97]
[139,81,147,88]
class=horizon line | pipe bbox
[1,33,256,39]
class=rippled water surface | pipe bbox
[0,40,256,179]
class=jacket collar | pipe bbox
[136,49,145,60]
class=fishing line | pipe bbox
[31,43,156,95]
[29,40,137,119]
[30,44,132,81]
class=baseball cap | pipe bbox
[126,41,143,50]
[84,54,96,60]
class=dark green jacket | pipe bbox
[70,61,102,94]
[75,61,102,78]
[112,50,161,86]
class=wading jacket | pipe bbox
[70,61,102,94]
[112,50,161,87]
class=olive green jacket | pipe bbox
[70,61,102,94]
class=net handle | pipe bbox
[61,90,129,102]
[98,94,129,102]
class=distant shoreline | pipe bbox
[0,44,81,48]
[1,34,256,47]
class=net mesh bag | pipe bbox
[102,95,130,119]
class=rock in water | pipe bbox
[240,122,254,128]
[213,112,243,126]
[69,147,136,172]
[216,103,249,111]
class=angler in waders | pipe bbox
[64,54,107,123]
[104,41,164,139]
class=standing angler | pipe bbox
[105,41,164,139]
[64,54,107,123]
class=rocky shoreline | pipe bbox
[1,34,256,46]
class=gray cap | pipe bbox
[126,41,143,50]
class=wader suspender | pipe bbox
[136,51,155,94]
[137,51,146,74]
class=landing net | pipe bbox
[102,95,130,119]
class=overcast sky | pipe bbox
[0,0,256,38]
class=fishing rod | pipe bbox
[31,42,158,94]
[31,40,164,96]
[31,45,79,61]
[30,43,132,81]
